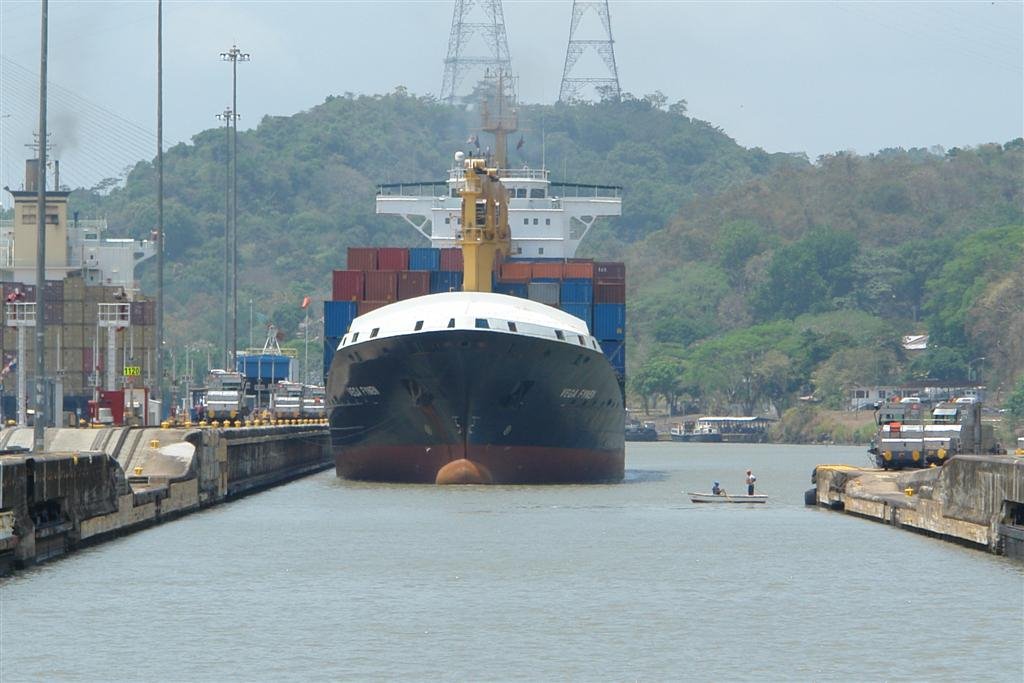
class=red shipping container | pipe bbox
[594,281,626,304]
[332,270,365,301]
[531,262,564,280]
[594,261,626,281]
[397,271,430,300]
[563,261,595,279]
[439,247,463,272]
[377,247,410,271]
[358,300,389,316]
[499,262,532,282]
[347,247,378,271]
[364,271,398,302]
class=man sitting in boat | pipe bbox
[712,481,726,496]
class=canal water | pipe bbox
[1,443,1021,681]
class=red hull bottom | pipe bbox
[335,444,624,485]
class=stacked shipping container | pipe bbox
[324,247,626,385]
[0,274,158,414]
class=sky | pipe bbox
[0,0,1022,203]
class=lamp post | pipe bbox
[968,357,985,384]
[215,107,236,368]
[221,45,250,372]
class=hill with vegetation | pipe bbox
[60,89,1023,424]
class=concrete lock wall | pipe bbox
[0,424,331,572]
[814,455,1024,555]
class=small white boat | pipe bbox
[688,492,768,504]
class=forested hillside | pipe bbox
[63,89,1024,414]
[627,142,1023,414]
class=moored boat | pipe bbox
[625,420,658,442]
[669,421,722,443]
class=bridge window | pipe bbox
[516,188,527,198]
[475,318,489,329]
[370,327,380,338]
[530,189,545,199]
[578,335,586,346]
[523,218,529,225]
[555,330,565,341]
[351,332,359,342]
[445,217,450,224]
[545,218,551,225]
[414,321,424,331]
[533,218,539,225]
[538,247,544,255]
[447,318,456,328]
[507,322,517,332]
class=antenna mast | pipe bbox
[440,0,512,104]
[558,0,621,103]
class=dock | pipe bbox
[0,422,330,574]
[811,455,1024,559]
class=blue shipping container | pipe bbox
[600,340,625,375]
[560,302,593,330]
[324,300,358,338]
[324,336,341,380]
[237,354,292,383]
[430,271,463,293]
[409,247,440,271]
[494,282,528,298]
[593,303,626,340]
[560,279,593,304]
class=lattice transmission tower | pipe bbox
[558,0,621,103]
[440,0,512,104]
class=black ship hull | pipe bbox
[327,329,625,484]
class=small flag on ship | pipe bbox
[516,135,524,150]
[301,296,311,309]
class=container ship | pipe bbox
[325,80,626,484]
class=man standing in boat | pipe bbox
[745,470,756,496]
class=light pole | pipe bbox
[221,45,249,373]
[968,357,985,384]
[215,106,235,369]
[33,0,49,451]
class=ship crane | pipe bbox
[457,155,510,293]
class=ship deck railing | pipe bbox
[377,177,622,200]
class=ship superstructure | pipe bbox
[376,75,621,259]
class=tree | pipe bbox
[631,354,687,415]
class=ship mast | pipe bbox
[459,71,515,293]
